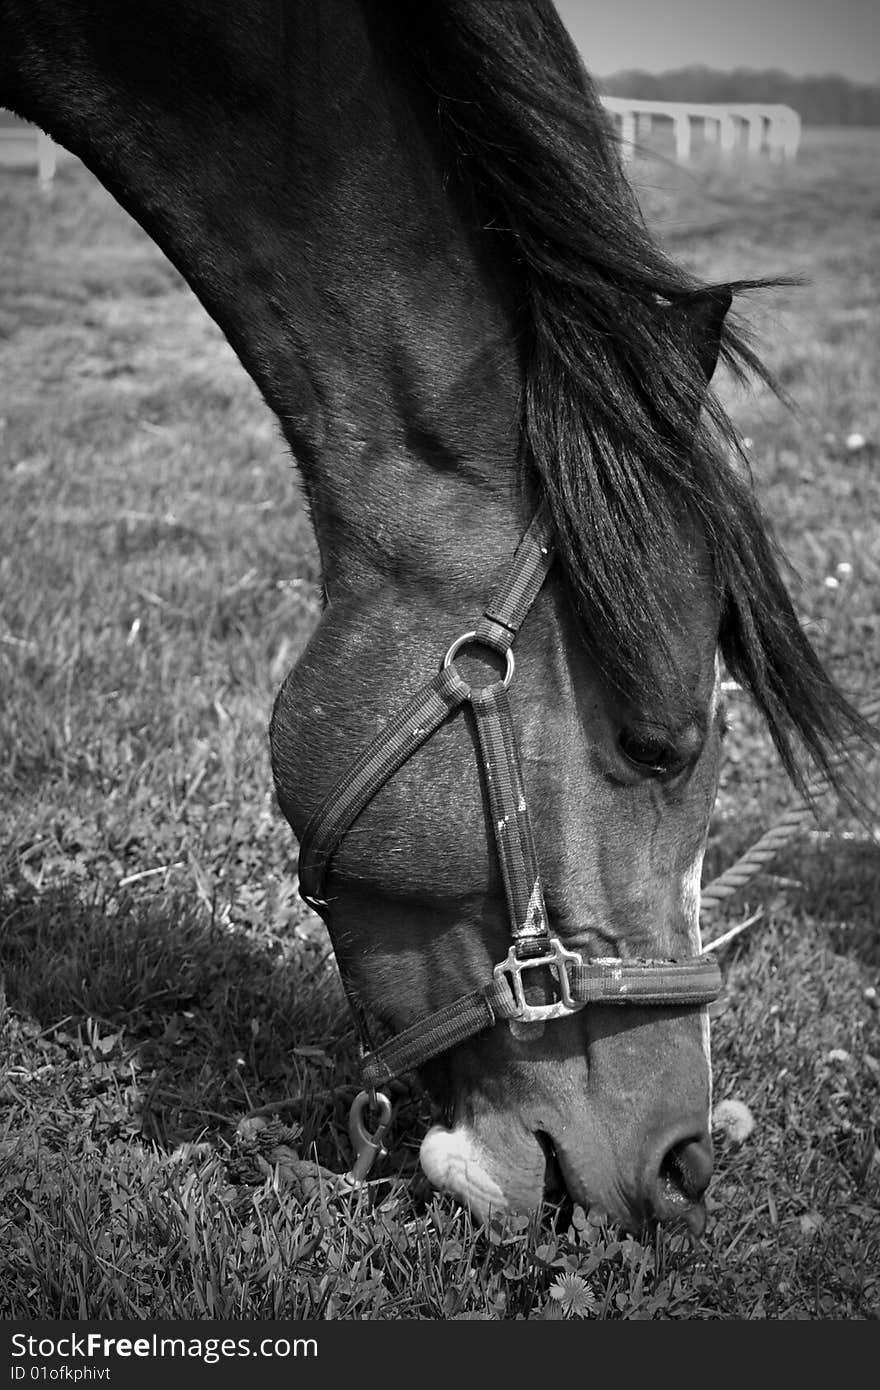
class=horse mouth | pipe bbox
[535,1130,565,1200]
[420,1120,707,1235]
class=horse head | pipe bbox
[270,288,733,1231]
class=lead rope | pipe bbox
[700,690,880,928]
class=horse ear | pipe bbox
[668,286,733,383]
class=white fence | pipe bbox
[0,126,59,185]
[599,97,801,163]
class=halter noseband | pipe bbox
[297,501,722,1089]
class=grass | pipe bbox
[1,129,879,1320]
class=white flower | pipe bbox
[548,1272,598,1318]
[712,1098,755,1143]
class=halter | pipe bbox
[297,501,722,1092]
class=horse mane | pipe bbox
[400,0,872,792]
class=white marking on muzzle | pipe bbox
[420,1125,511,1220]
[683,846,712,1108]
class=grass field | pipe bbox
[1,127,878,1320]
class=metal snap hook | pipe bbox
[344,1089,392,1186]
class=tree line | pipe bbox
[599,67,880,126]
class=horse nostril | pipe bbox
[652,1130,714,1226]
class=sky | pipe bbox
[555,0,880,83]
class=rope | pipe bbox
[700,693,880,919]
[702,908,764,955]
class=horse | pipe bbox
[0,0,868,1234]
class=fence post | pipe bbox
[37,130,57,188]
[746,114,764,155]
[718,113,736,154]
[673,113,691,161]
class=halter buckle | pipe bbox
[494,937,586,1023]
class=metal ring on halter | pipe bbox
[442,630,515,691]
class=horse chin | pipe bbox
[419,1120,548,1222]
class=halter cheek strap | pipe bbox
[297,501,722,1087]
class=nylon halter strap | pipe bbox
[297,501,722,1090]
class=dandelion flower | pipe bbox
[548,1272,597,1318]
[712,1098,755,1144]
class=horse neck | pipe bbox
[1,0,527,597]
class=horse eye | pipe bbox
[618,729,681,776]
